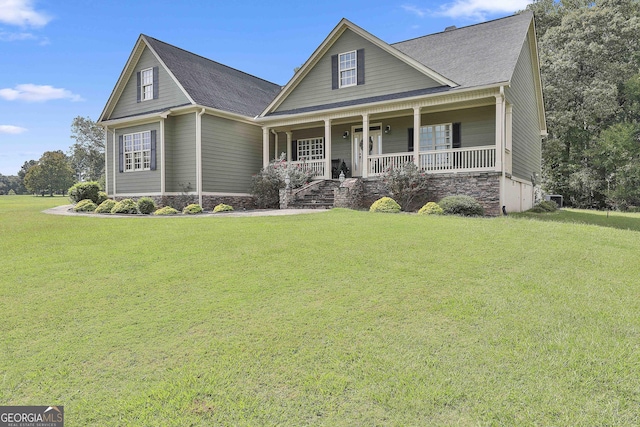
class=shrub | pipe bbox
[527,206,547,213]
[8,189,16,195]
[68,181,101,203]
[73,199,97,212]
[537,200,558,212]
[370,197,401,213]
[137,197,157,214]
[111,198,138,214]
[154,206,179,216]
[251,154,314,208]
[213,203,234,213]
[96,191,108,205]
[438,195,484,216]
[418,201,443,215]
[95,199,116,214]
[383,162,429,211]
[183,203,203,214]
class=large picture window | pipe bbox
[419,123,451,151]
[338,51,357,88]
[123,131,151,171]
[297,137,324,161]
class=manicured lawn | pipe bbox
[1,197,639,426]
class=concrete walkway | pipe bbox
[44,204,330,218]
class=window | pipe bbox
[419,123,451,151]
[141,68,154,101]
[297,138,324,161]
[339,51,357,88]
[123,131,151,171]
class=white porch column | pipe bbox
[273,130,279,160]
[286,131,292,162]
[413,106,421,169]
[262,127,270,168]
[505,103,513,175]
[324,119,332,179]
[495,92,505,173]
[362,114,369,178]
[160,118,165,194]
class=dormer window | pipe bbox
[141,68,154,101]
[339,51,357,88]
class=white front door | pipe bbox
[352,125,382,177]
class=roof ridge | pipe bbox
[141,34,281,88]
[391,11,531,45]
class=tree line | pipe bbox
[0,116,105,196]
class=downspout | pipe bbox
[196,108,205,207]
[500,86,506,215]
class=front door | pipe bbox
[352,125,382,177]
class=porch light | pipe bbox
[384,125,391,134]
[343,131,349,139]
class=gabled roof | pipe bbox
[143,36,281,117]
[392,11,533,90]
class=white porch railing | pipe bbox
[367,145,496,176]
[290,159,325,178]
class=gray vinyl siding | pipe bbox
[165,113,197,193]
[201,115,262,193]
[105,129,114,195]
[109,47,191,120]
[114,123,161,194]
[275,29,442,113]
[505,34,542,181]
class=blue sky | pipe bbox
[0,0,532,175]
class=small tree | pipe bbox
[69,116,105,182]
[25,151,76,196]
[382,162,429,211]
[251,154,314,208]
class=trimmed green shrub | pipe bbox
[370,197,401,213]
[95,199,116,214]
[137,197,156,214]
[418,201,443,215]
[537,200,558,212]
[439,195,484,216]
[183,203,203,214]
[111,198,138,214]
[74,199,97,212]
[527,206,547,213]
[213,203,233,213]
[8,189,16,195]
[153,206,179,216]
[68,181,101,203]
[96,191,108,205]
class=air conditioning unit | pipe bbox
[545,194,563,208]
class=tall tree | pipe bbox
[24,151,76,196]
[68,116,105,182]
[17,159,37,194]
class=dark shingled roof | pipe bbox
[392,11,533,89]
[143,35,282,117]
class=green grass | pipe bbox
[514,207,640,232]
[1,196,639,426]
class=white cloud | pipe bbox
[401,4,427,18]
[0,31,35,41]
[0,84,84,102]
[0,125,27,134]
[0,0,51,27]
[438,0,532,20]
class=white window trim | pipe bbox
[419,123,452,151]
[338,50,357,89]
[123,130,151,172]
[141,67,154,101]
[296,137,324,161]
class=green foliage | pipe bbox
[382,162,429,211]
[73,199,97,212]
[438,195,484,216]
[154,206,179,216]
[96,191,108,205]
[136,197,157,215]
[213,203,234,213]
[251,154,314,208]
[8,189,16,195]
[183,203,203,214]
[527,206,547,213]
[111,198,138,214]
[369,197,401,213]
[25,151,76,196]
[95,199,116,214]
[418,201,443,215]
[69,181,102,203]
[68,116,105,182]
[537,200,558,212]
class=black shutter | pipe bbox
[408,128,414,152]
[357,49,365,85]
[119,135,124,173]
[291,140,298,161]
[152,66,159,99]
[452,123,461,148]
[136,72,141,103]
[150,130,157,170]
[331,54,338,90]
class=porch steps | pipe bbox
[287,180,340,209]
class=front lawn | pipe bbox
[1,197,638,426]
